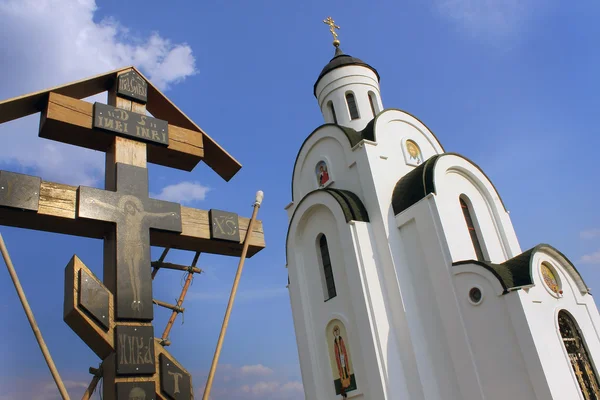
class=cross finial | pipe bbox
[323,16,341,47]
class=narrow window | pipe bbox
[558,311,600,399]
[368,92,378,117]
[319,234,337,300]
[346,92,359,120]
[328,101,338,124]
[460,196,485,261]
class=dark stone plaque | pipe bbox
[78,269,110,331]
[159,354,192,399]
[93,102,169,146]
[116,381,155,400]
[115,325,155,375]
[117,70,148,103]
[209,209,240,242]
[78,163,182,321]
[0,171,41,211]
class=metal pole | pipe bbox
[0,233,71,400]
[202,191,263,400]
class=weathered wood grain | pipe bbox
[39,92,204,171]
[0,179,265,257]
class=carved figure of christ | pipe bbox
[78,162,182,321]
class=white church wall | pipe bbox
[517,251,600,400]
[390,196,485,400]
[361,110,444,230]
[452,268,538,400]
[348,142,427,400]
[287,193,387,399]
[291,125,364,206]
[432,155,521,263]
[346,220,413,399]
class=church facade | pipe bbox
[285,41,600,400]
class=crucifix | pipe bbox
[323,16,341,47]
[0,66,266,400]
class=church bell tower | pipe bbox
[286,17,600,400]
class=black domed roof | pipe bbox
[314,46,380,97]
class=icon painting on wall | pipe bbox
[316,161,331,187]
[404,139,424,166]
[541,262,560,294]
[327,320,357,396]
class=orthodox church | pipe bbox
[285,18,600,400]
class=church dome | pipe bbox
[313,46,380,97]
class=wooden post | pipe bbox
[0,234,71,400]
[161,251,201,342]
[202,191,264,400]
[81,367,102,400]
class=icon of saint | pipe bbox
[316,162,330,186]
[406,140,423,165]
[333,325,351,393]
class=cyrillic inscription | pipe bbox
[115,325,155,375]
[117,70,148,103]
[93,102,169,146]
[209,209,240,242]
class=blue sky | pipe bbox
[0,0,599,398]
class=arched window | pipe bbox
[460,196,485,261]
[319,234,337,300]
[558,310,600,399]
[328,101,338,124]
[368,92,378,117]
[345,92,359,120]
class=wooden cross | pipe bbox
[78,162,181,321]
[0,67,265,400]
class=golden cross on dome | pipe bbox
[323,16,341,47]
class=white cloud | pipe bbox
[0,0,197,186]
[581,229,600,240]
[195,364,303,400]
[433,0,533,41]
[580,250,600,265]
[152,181,211,204]
[240,364,274,377]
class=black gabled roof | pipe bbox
[325,188,370,223]
[453,244,590,295]
[391,155,440,215]
[314,46,380,97]
[391,153,509,215]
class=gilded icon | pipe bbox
[405,139,423,165]
[541,262,559,294]
[326,320,357,397]
[316,161,331,187]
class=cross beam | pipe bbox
[0,170,265,257]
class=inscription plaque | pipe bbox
[115,325,155,375]
[78,269,110,331]
[209,209,240,242]
[0,171,41,211]
[159,354,192,399]
[78,163,182,321]
[93,102,169,146]
[116,381,155,400]
[117,70,148,103]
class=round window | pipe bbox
[469,287,483,305]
